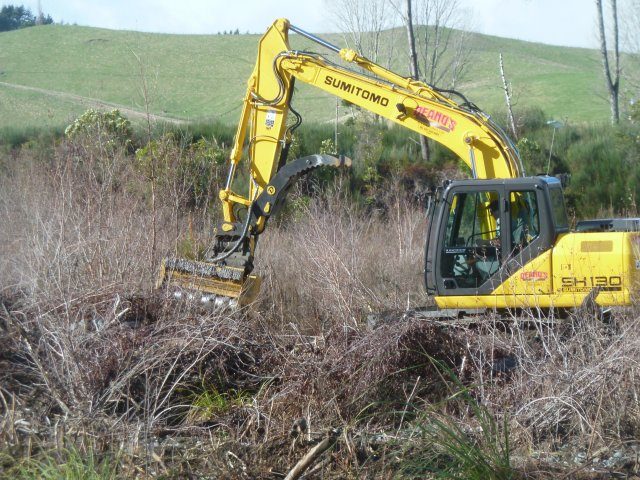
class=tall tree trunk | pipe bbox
[404,0,430,162]
[405,0,419,80]
[499,53,518,140]
[597,0,620,124]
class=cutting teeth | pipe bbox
[172,289,239,309]
[157,257,261,305]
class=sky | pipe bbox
[4,0,601,49]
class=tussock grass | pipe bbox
[9,446,121,480]
[399,375,515,480]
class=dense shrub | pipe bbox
[6,104,640,222]
[65,109,132,142]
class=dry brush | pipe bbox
[0,137,639,478]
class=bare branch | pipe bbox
[284,429,340,480]
[499,53,518,140]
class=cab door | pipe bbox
[435,185,507,295]
[497,186,555,295]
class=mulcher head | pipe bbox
[156,257,261,308]
[156,155,351,308]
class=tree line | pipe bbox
[0,4,53,32]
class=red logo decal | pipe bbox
[520,271,548,281]
[414,106,457,132]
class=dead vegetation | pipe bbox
[1,140,640,479]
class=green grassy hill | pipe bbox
[0,23,631,132]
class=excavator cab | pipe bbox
[425,176,568,301]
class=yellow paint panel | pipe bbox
[492,249,552,297]
[435,232,640,309]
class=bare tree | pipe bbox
[404,0,421,81]
[325,0,395,65]
[390,0,472,162]
[596,0,621,124]
[414,0,472,89]
[325,0,400,146]
[406,0,430,162]
[384,0,429,161]
[329,0,471,162]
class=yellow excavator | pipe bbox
[157,19,640,314]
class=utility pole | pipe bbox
[36,0,43,25]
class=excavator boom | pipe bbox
[157,19,524,306]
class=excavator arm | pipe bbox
[158,18,524,307]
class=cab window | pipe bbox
[549,187,569,230]
[444,191,500,247]
[509,191,540,252]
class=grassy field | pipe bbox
[0,23,632,132]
